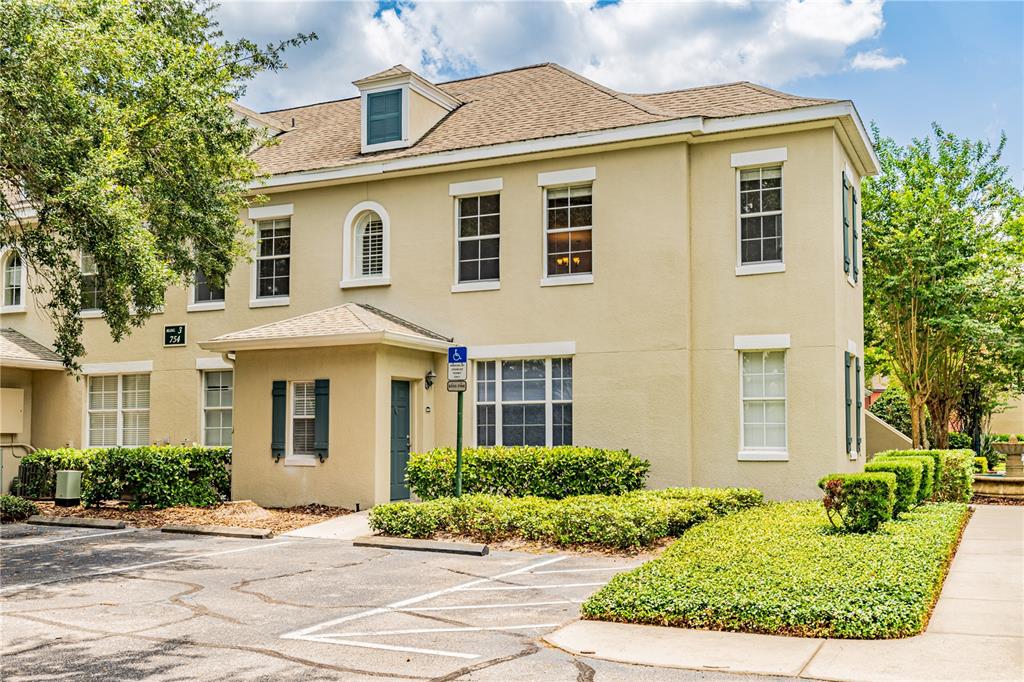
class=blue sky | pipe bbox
[217,1,1023,184]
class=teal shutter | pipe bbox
[314,378,330,461]
[271,380,286,460]
[855,357,863,453]
[366,90,402,145]
[852,189,860,282]
[842,172,850,274]
[844,352,852,454]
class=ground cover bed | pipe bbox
[367,488,763,551]
[32,500,349,533]
[581,500,970,638]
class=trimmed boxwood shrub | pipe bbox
[406,446,650,500]
[368,488,763,549]
[874,454,933,503]
[948,432,972,450]
[0,494,39,523]
[18,446,231,508]
[935,450,974,503]
[865,459,922,515]
[819,472,896,533]
[581,501,970,639]
[874,450,944,494]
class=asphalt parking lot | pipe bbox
[1,523,798,681]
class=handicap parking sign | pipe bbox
[448,346,467,364]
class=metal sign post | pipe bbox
[447,346,468,497]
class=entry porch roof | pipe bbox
[0,328,64,370]
[199,303,451,354]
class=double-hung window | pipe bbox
[740,351,787,455]
[739,166,783,266]
[457,194,500,283]
[545,185,593,277]
[475,358,572,447]
[80,252,102,311]
[203,370,233,446]
[2,250,23,310]
[194,268,225,304]
[291,381,316,456]
[87,374,150,447]
[256,218,290,299]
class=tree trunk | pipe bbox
[910,395,925,449]
[928,398,954,449]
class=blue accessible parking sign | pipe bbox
[448,346,467,364]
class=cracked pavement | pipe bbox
[1,523,799,681]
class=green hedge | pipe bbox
[865,459,921,515]
[0,495,39,523]
[875,449,974,503]
[875,450,944,493]
[973,457,988,474]
[368,488,763,549]
[874,454,934,503]
[819,472,895,533]
[17,446,231,508]
[405,446,650,500]
[948,432,973,450]
[581,501,970,639]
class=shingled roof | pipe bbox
[0,328,63,369]
[252,63,837,177]
[200,303,451,353]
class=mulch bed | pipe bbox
[972,495,1024,506]
[34,500,350,533]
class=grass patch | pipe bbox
[368,488,763,550]
[581,500,969,638]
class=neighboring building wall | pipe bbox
[1,367,33,493]
[990,396,1024,435]
[865,411,911,457]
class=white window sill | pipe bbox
[187,301,226,313]
[283,455,318,467]
[340,277,391,289]
[249,296,289,309]
[738,449,789,462]
[362,139,410,154]
[79,309,103,319]
[736,262,785,276]
[451,281,500,293]
[540,273,593,288]
[0,304,26,314]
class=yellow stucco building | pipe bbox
[0,63,878,506]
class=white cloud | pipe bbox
[215,0,896,111]
[851,48,908,71]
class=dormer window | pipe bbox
[355,65,461,155]
[366,90,402,146]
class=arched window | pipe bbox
[2,250,25,311]
[341,201,391,288]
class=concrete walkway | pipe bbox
[545,504,1024,682]
[282,509,370,540]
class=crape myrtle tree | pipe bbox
[0,0,314,369]
[862,123,1024,449]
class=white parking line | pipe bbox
[0,541,294,594]
[459,582,605,591]
[1,529,134,547]
[402,599,581,612]
[304,635,480,660]
[529,566,639,575]
[333,623,560,637]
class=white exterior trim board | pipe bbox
[82,360,154,375]
[731,147,787,168]
[449,177,503,196]
[248,203,294,220]
[734,334,791,350]
[196,356,233,370]
[537,167,596,187]
[468,341,576,360]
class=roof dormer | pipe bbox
[354,65,461,154]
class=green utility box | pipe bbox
[55,470,82,507]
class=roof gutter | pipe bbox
[0,357,65,370]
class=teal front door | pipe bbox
[390,380,411,501]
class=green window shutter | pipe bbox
[314,378,330,461]
[844,352,852,454]
[366,90,402,145]
[855,356,863,453]
[271,380,286,460]
[842,172,850,274]
[852,189,860,282]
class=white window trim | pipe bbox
[249,216,292,308]
[285,380,318,466]
[1,248,27,314]
[449,178,502,196]
[201,369,233,447]
[451,186,501,290]
[248,204,294,220]
[84,373,151,448]
[737,350,789,461]
[734,334,790,350]
[468,341,576,360]
[537,167,596,186]
[540,273,594,287]
[196,356,232,370]
[82,360,154,375]
[187,299,226,313]
[452,281,500,294]
[79,310,104,319]
[736,163,785,273]
[360,84,410,154]
[471,357,572,448]
[340,201,391,288]
[731,147,788,168]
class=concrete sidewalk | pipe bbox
[282,509,371,540]
[545,504,1024,682]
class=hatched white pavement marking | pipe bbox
[282,555,572,659]
[333,623,561,637]
[1,529,135,547]
[529,565,640,574]
[460,581,605,591]
[402,599,582,612]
